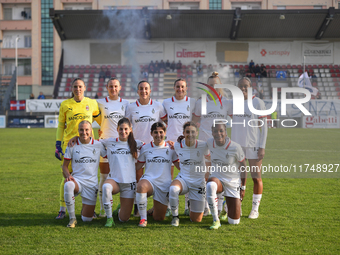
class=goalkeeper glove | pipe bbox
[55,141,64,161]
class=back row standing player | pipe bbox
[230,77,267,219]
[126,80,167,215]
[193,72,229,216]
[162,78,196,215]
[55,78,100,219]
[96,78,129,217]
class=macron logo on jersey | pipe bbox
[135,116,156,123]
[147,156,171,164]
[68,113,91,121]
[75,156,97,163]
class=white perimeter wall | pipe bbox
[63,39,340,66]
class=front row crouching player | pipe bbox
[135,122,180,227]
[169,121,209,226]
[100,118,144,227]
[62,121,106,228]
[206,123,247,230]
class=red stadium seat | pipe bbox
[87,88,92,92]
[312,65,318,69]
[337,74,340,78]
[265,65,270,69]
[65,87,70,92]
[297,65,302,69]
[331,73,336,77]
[334,83,340,87]
[330,69,335,73]
[97,92,102,97]
[318,65,322,68]
[271,65,275,69]
[335,69,340,73]
[334,65,339,69]
[329,64,333,69]
[67,78,72,83]
[287,64,292,69]
[99,83,104,87]
[98,87,103,92]
[292,65,297,69]
[323,65,329,68]
[87,83,92,87]
[336,87,340,91]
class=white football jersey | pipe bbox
[162,96,196,142]
[193,96,230,142]
[207,137,245,185]
[126,99,166,144]
[64,138,107,187]
[138,141,179,192]
[97,97,129,139]
[101,138,145,183]
[230,96,267,148]
[174,139,209,186]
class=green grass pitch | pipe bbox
[0,128,339,254]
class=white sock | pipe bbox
[205,199,209,211]
[136,193,147,220]
[184,193,189,210]
[60,206,66,212]
[169,186,181,217]
[102,183,113,218]
[64,181,76,219]
[99,174,108,211]
[207,182,218,222]
[81,215,93,222]
[252,194,262,211]
[228,217,240,225]
[217,193,224,212]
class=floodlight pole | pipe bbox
[15,36,19,100]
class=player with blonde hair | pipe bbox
[55,78,100,219]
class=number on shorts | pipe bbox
[198,187,206,195]
[130,182,136,190]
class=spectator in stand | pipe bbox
[30,93,35,99]
[249,60,255,73]
[170,61,176,72]
[38,92,45,99]
[99,68,106,80]
[192,60,197,70]
[148,61,155,74]
[105,68,111,79]
[166,60,171,72]
[159,60,165,71]
[254,64,261,77]
[142,69,148,79]
[176,60,182,71]
[239,67,245,78]
[197,60,203,76]
[261,66,267,78]
[316,93,321,100]
[95,93,99,99]
[154,61,160,74]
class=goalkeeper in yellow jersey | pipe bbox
[55,78,101,219]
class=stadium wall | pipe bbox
[63,40,340,66]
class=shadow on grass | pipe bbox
[0,213,217,229]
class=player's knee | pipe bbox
[252,177,262,185]
[81,215,93,222]
[190,217,202,223]
[206,181,217,195]
[119,214,130,222]
[169,185,181,198]
[153,214,165,221]
[64,181,75,193]
[228,217,240,225]
[102,183,113,196]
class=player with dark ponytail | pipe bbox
[100,118,145,227]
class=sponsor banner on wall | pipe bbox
[302,43,333,64]
[258,42,291,64]
[303,115,340,128]
[26,99,63,112]
[134,42,164,64]
[0,115,6,128]
[263,100,340,117]
[174,42,207,64]
[8,115,44,128]
[44,115,59,128]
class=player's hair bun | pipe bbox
[212,71,219,77]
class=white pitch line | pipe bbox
[267,149,339,153]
